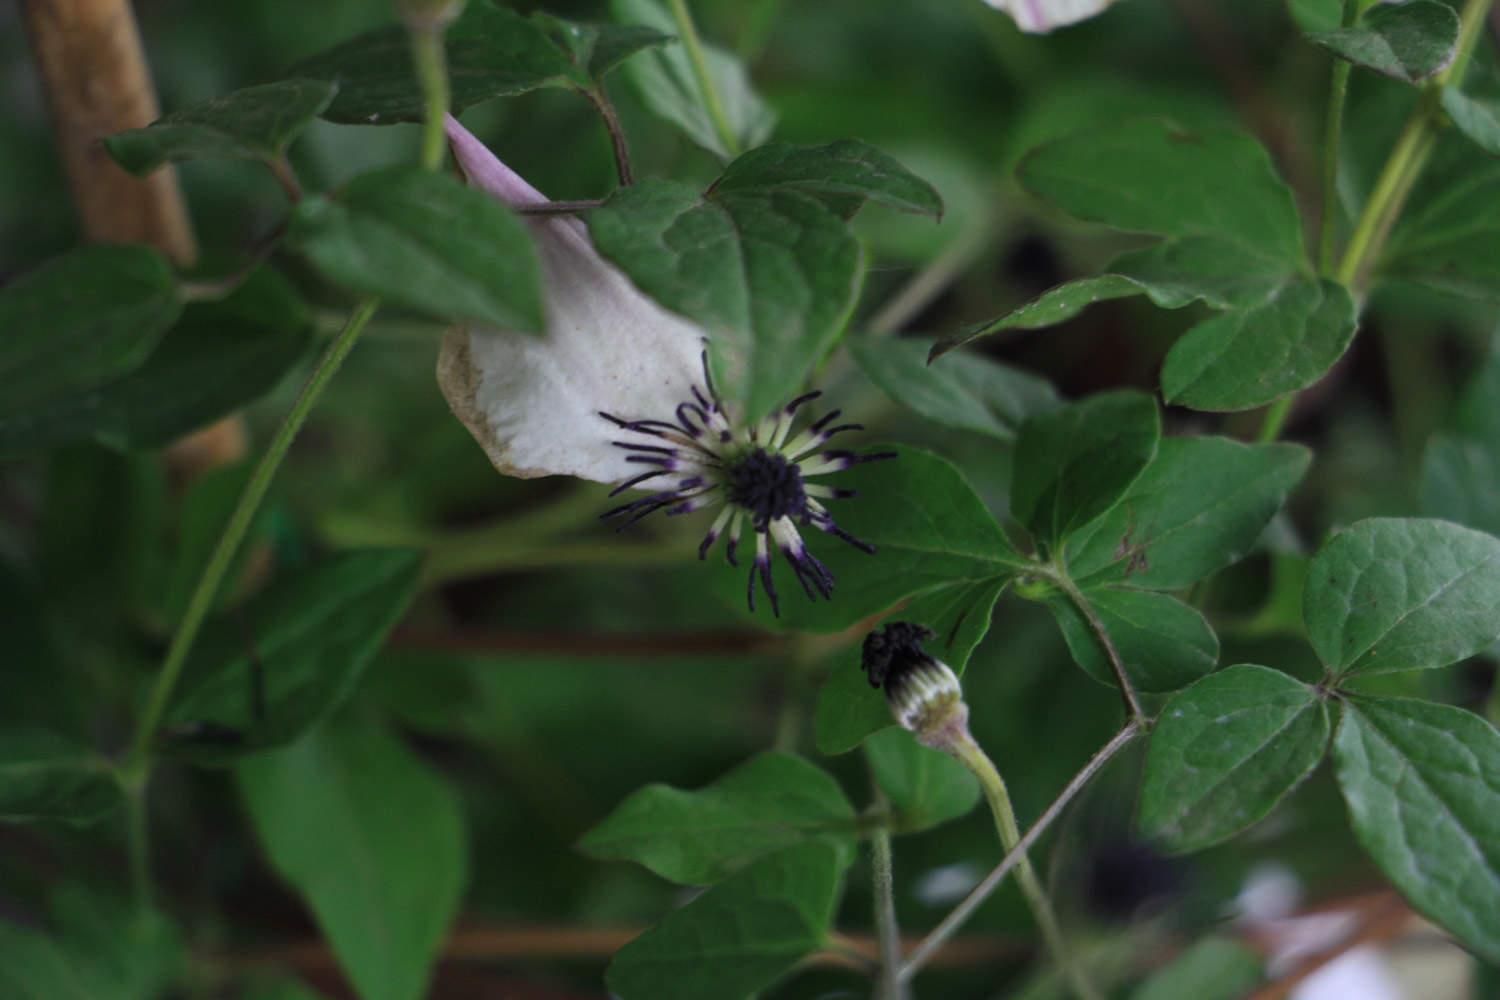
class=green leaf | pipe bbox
[239,713,467,1000]
[162,549,422,763]
[1442,87,1500,156]
[1066,437,1311,590]
[1046,586,1219,693]
[1333,696,1500,962]
[531,14,673,84]
[105,79,336,173]
[722,444,1024,634]
[0,246,180,427]
[0,728,121,825]
[43,887,181,1000]
[1309,1,1460,84]
[815,578,1008,754]
[1384,161,1500,300]
[1160,278,1357,412]
[1137,665,1329,853]
[0,267,313,456]
[288,166,543,332]
[0,924,94,1000]
[293,1,573,124]
[1013,390,1160,550]
[850,337,1058,440]
[578,752,856,884]
[713,140,943,218]
[1303,518,1500,676]
[1018,118,1305,265]
[866,727,979,833]
[589,179,861,422]
[1131,937,1262,1000]
[605,842,843,1000]
[610,0,775,160]
[929,275,1150,361]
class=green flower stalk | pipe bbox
[863,623,1103,1000]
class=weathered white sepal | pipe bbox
[437,114,705,483]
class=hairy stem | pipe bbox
[900,723,1140,983]
[667,0,740,157]
[1038,566,1144,723]
[123,299,381,781]
[950,736,1103,1000]
[1318,0,1360,274]
[869,806,907,1000]
[581,86,635,186]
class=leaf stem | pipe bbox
[580,86,635,186]
[1318,0,1360,275]
[950,734,1103,1000]
[667,0,740,157]
[1335,0,1493,290]
[409,22,452,172]
[1256,395,1294,443]
[899,722,1140,983]
[1037,565,1145,723]
[869,795,908,1000]
[122,298,381,782]
[514,199,607,216]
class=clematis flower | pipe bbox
[984,0,1120,33]
[437,115,890,614]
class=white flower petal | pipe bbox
[436,115,706,484]
[986,0,1119,33]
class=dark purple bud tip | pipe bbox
[861,621,936,690]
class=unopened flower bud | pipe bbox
[862,622,969,751]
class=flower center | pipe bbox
[726,447,807,525]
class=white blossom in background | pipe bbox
[438,116,889,615]
[984,0,1121,33]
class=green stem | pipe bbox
[123,299,381,780]
[1036,565,1144,723]
[869,805,907,1000]
[1256,395,1294,443]
[667,0,740,157]
[1336,0,1493,289]
[410,23,451,171]
[1318,0,1360,275]
[951,736,1103,1000]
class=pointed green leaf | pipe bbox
[1303,518,1500,676]
[1334,696,1500,962]
[1047,585,1218,693]
[0,246,180,428]
[0,267,313,456]
[851,337,1058,440]
[588,179,861,423]
[610,0,774,159]
[930,275,1148,361]
[1138,665,1329,853]
[293,1,573,124]
[1067,437,1311,590]
[0,728,121,825]
[1160,278,1357,412]
[288,166,543,332]
[1309,1,1459,84]
[106,79,336,173]
[815,577,1008,754]
[163,549,422,763]
[1013,390,1160,549]
[578,752,856,884]
[239,714,467,1000]
[713,140,944,218]
[1018,118,1305,265]
[605,842,844,1000]
[866,727,979,833]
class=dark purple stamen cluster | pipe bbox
[599,353,894,616]
[862,622,937,692]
